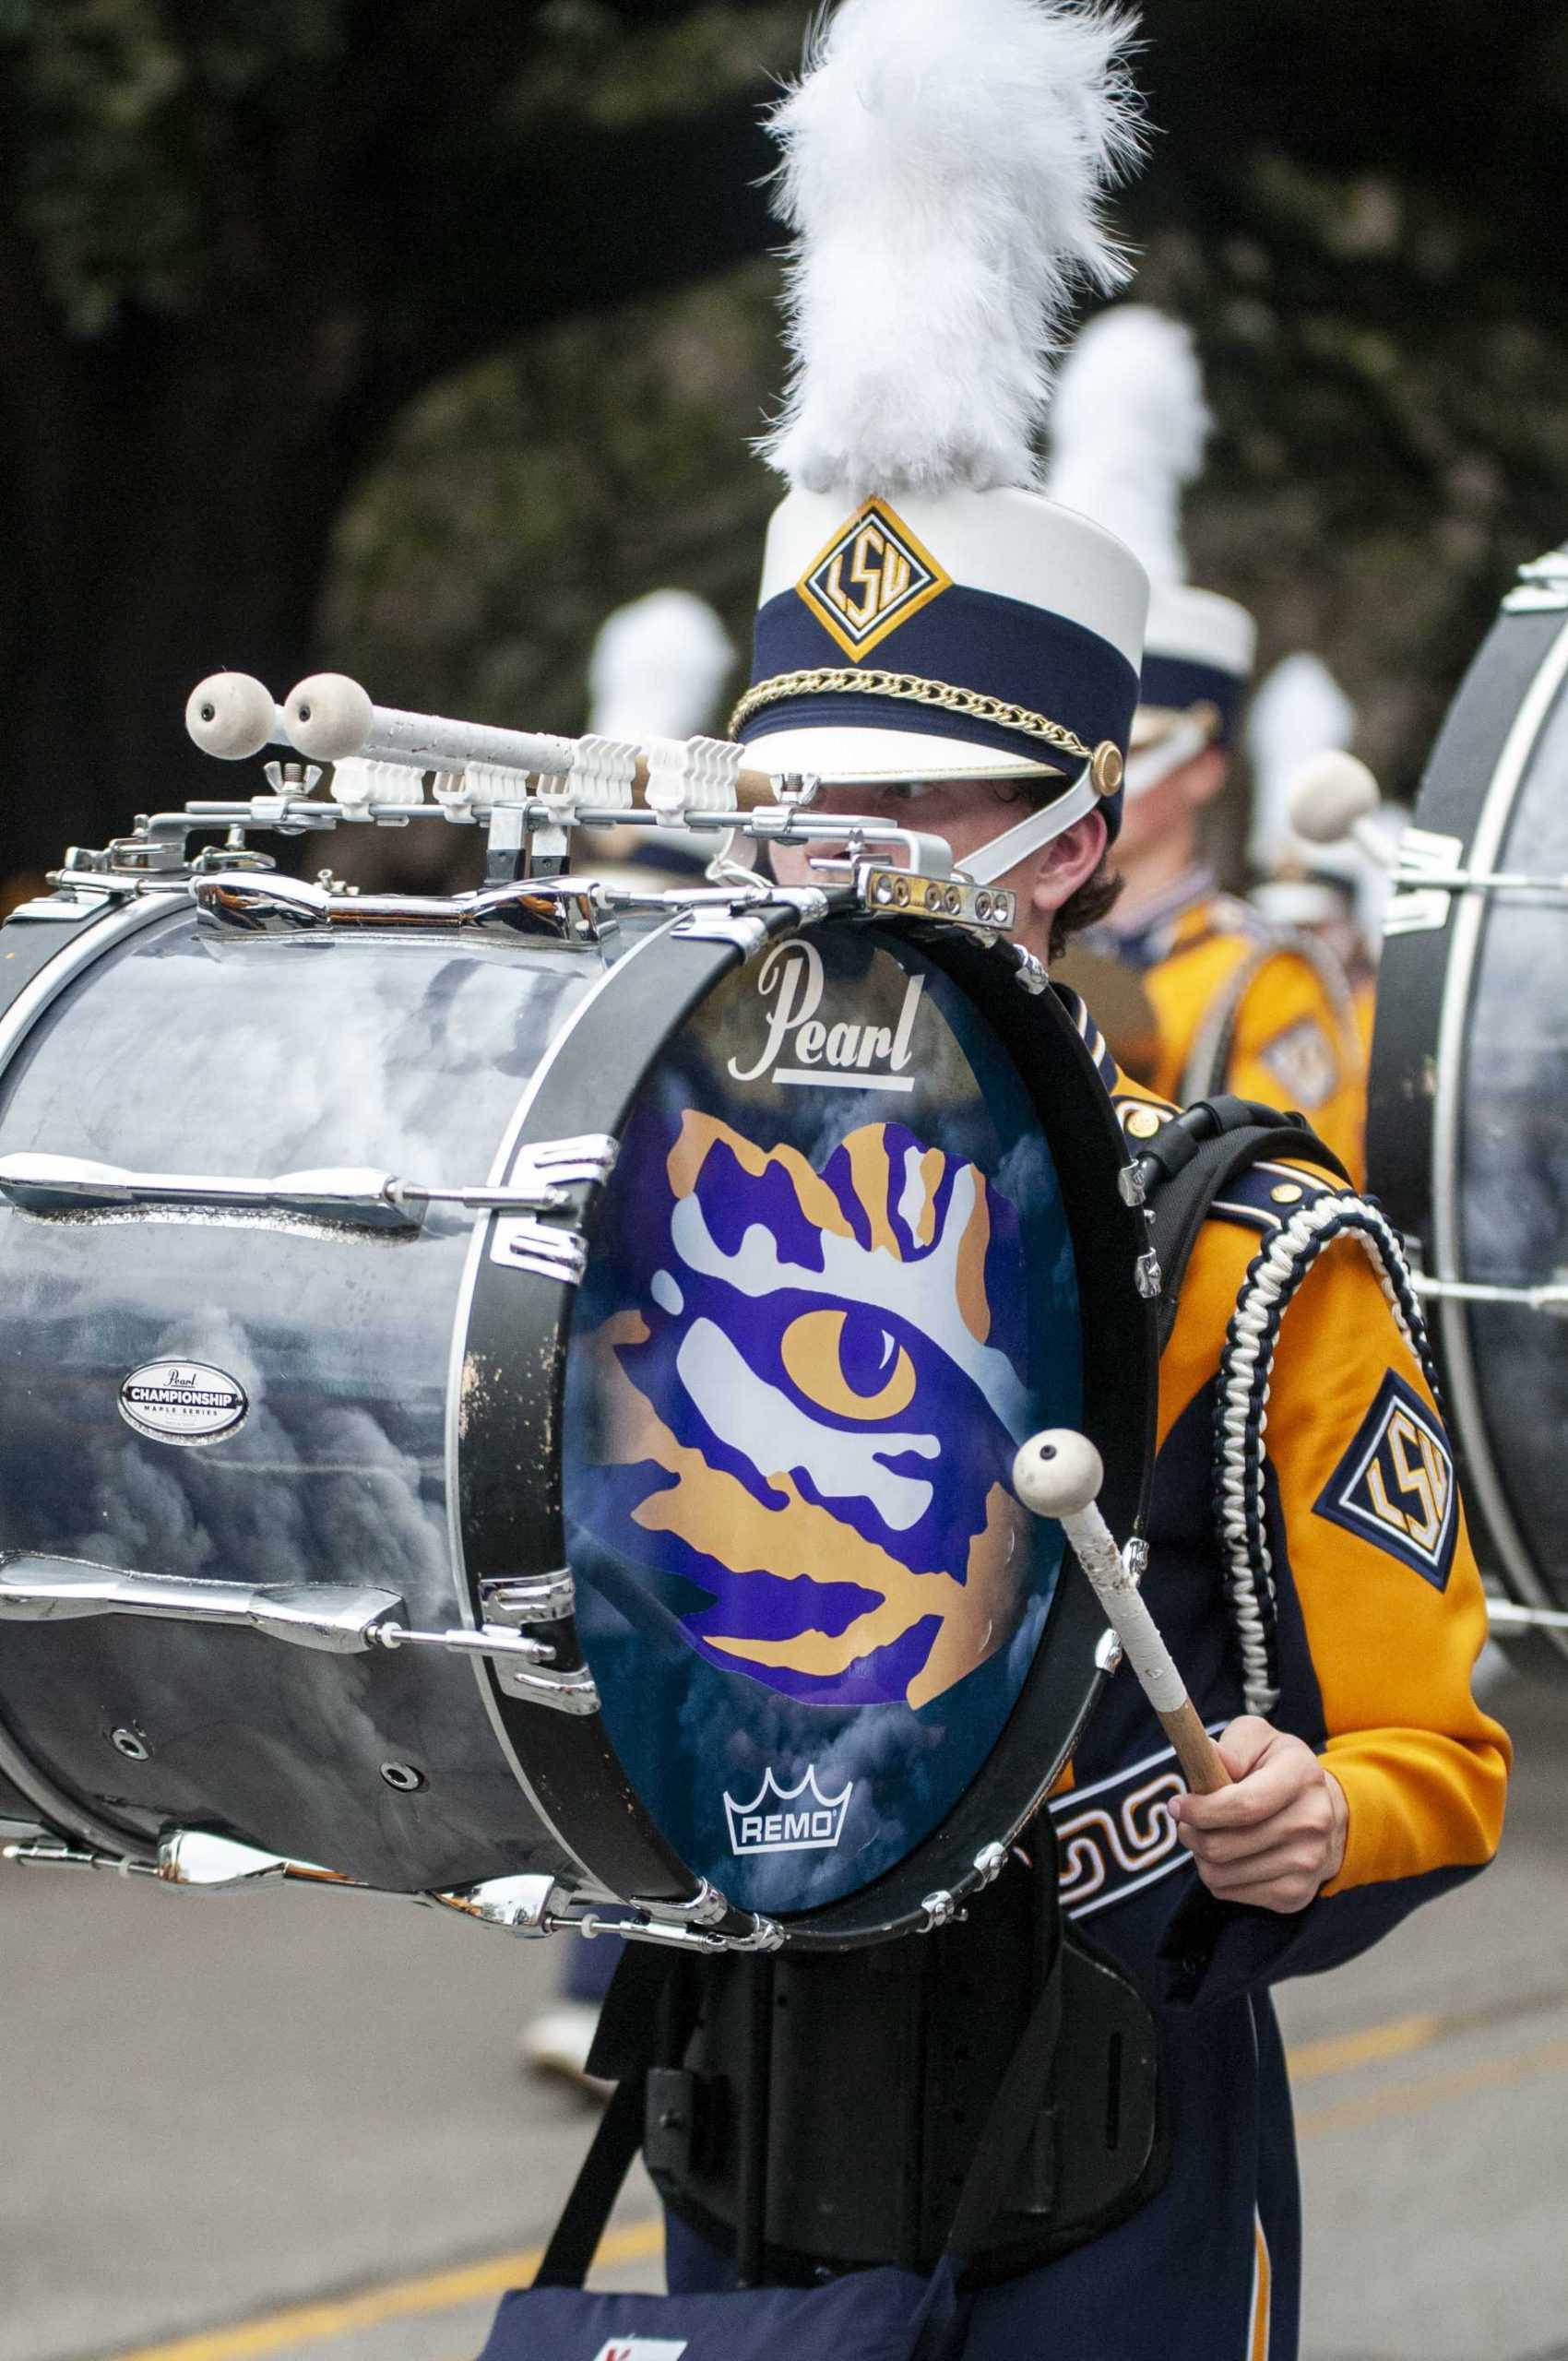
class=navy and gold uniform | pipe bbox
[669,991,1508,2360]
[971,1003,1505,2359]
[1087,869,1368,1183]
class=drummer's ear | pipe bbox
[1025,809,1109,920]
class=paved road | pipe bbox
[3,1670,1562,2361]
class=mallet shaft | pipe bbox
[1059,1497,1231,1794]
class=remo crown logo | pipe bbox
[796,496,952,658]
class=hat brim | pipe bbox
[737,719,1065,787]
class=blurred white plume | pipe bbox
[1247,652,1357,873]
[760,0,1145,497]
[1046,305,1210,582]
[588,589,735,742]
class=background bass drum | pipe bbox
[1368,557,1568,1667]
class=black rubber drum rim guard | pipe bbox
[457,911,1157,1950]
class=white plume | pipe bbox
[1046,305,1210,582]
[1247,653,1357,875]
[761,0,1145,497]
[588,589,735,742]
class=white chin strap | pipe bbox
[1123,712,1215,804]
[958,768,1100,887]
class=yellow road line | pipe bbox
[1287,2011,1444,2082]
[1298,2033,1568,2142]
[113,2220,664,2361]
[1288,1982,1567,2085]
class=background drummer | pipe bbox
[1043,306,1368,1178]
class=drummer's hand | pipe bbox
[1168,1718,1348,1913]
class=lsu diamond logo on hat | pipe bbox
[1313,1370,1459,1590]
[797,497,952,659]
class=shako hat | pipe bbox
[588,588,735,874]
[1248,653,1388,932]
[1046,304,1257,798]
[732,0,1151,860]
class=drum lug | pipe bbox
[972,1842,1009,1889]
[919,1889,967,1933]
[427,1872,568,1935]
[1134,1250,1162,1299]
[488,1215,589,1286]
[1503,549,1568,613]
[629,1878,731,1929]
[156,1831,346,1889]
[479,1572,576,1626]
[1007,944,1051,995]
[491,1660,601,1715]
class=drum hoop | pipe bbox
[443,915,687,1895]
[1430,614,1568,1619]
[0,889,190,1859]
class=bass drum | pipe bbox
[1368,552,1568,1667]
[0,879,1154,1949]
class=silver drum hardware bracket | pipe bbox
[3,1838,784,1952]
[0,1134,617,1236]
[0,1555,600,1714]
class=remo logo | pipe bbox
[729,939,924,1094]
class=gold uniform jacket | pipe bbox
[1091,879,1369,1182]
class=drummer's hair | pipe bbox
[990,780,1124,958]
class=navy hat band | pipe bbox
[1139,652,1247,746]
[740,582,1139,769]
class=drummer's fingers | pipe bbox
[1176,1784,1335,1869]
[1170,1731,1302,1834]
[1195,1838,1332,1914]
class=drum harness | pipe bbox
[529,1094,1394,2298]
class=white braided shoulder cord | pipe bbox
[1215,1191,1439,1716]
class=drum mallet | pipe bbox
[1288,751,1402,870]
[280,672,785,815]
[1013,1430,1232,1795]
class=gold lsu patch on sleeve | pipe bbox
[1256,1014,1339,1110]
[1312,1370,1460,1590]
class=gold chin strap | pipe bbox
[731,666,1124,796]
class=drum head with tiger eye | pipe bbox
[564,925,1083,1916]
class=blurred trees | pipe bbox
[0,0,792,875]
[5,1,1568,884]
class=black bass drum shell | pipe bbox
[1368,581,1568,1667]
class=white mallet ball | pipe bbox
[286,673,374,763]
[1288,751,1381,846]
[185,672,277,761]
[1012,1430,1104,1520]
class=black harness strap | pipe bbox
[1134,1096,1350,1352]
[534,1944,697,2290]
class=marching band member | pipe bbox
[1248,651,1399,1062]
[651,6,1509,2357]
[576,587,737,890]
[1045,306,1368,1176]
